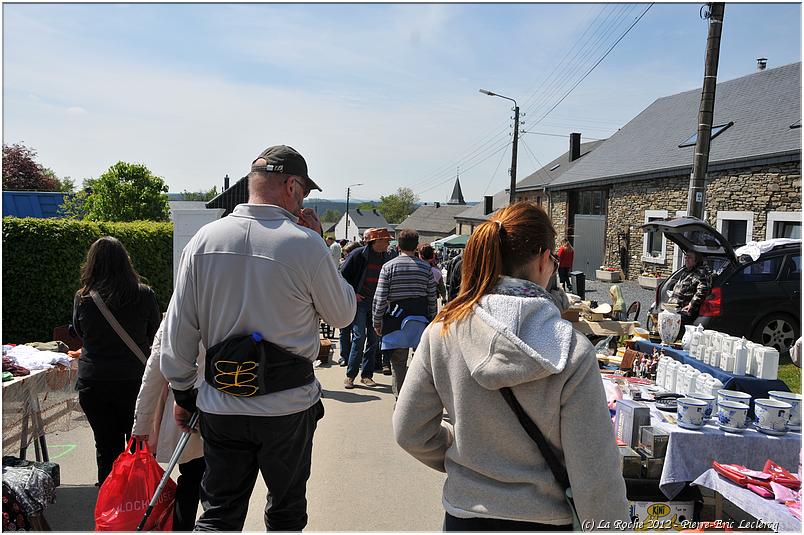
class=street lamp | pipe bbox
[479,88,520,204]
[345,183,363,241]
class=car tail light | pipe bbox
[699,287,722,317]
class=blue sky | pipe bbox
[3,2,801,202]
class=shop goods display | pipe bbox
[717,400,750,433]
[753,398,793,436]
[681,325,696,351]
[768,391,802,431]
[676,397,707,430]
[657,305,682,346]
[717,389,752,407]
[615,399,651,449]
[637,426,669,459]
[690,393,716,421]
[732,338,749,376]
[618,446,643,478]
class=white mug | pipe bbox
[768,391,802,431]
[718,400,750,431]
[677,398,707,429]
[691,393,717,421]
[754,398,792,435]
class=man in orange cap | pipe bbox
[339,227,393,388]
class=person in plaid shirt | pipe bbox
[669,251,712,324]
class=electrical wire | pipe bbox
[531,4,654,127]
[483,142,511,196]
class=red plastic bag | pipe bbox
[95,437,176,531]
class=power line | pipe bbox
[531,3,654,127]
[483,143,511,196]
[521,131,604,141]
[415,140,511,196]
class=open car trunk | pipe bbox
[641,216,739,267]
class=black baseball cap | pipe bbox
[250,145,322,192]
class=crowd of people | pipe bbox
[71,145,629,532]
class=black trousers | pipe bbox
[174,456,205,531]
[195,401,325,531]
[76,378,142,485]
[444,512,573,532]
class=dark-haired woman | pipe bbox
[72,236,161,485]
[393,202,629,531]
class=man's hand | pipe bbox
[173,401,198,434]
[298,208,323,235]
[681,304,692,314]
[356,294,365,302]
[374,326,382,336]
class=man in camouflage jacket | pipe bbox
[669,251,712,323]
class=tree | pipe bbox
[321,209,342,223]
[357,202,375,211]
[378,187,419,224]
[62,162,170,222]
[42,168,75,193]
[2,143,60,191]
[181,186,218,201]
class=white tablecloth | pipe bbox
[650,410,801,500]
[692,469,801,533]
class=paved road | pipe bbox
[42,349,446,531]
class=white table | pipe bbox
[692,469,801,533]
[650,409,801,500]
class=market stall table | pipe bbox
[573,319,639,337]
[650,410,801,500]
[692,469,801,532]
[2,363,79,462]
[633,340,790,400]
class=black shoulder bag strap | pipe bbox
[500,386,582,530]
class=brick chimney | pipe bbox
[569,133,581,162]
[757,58,767,71]
[224,174,230,190]
[435,202,440,209]
[484,196,493,215]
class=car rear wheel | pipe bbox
[752,313,799,355]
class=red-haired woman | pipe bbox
[392,202,628,531]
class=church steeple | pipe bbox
[447,168,466,205]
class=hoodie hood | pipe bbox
[454,276,575,390]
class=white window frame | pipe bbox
[642,210,669,264]
[766,211,802,240]
[716,210,754,246]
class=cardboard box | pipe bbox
[638,426,669,459]
[615,399,651,450]
[317,337,332,364]
[628,500,694,531]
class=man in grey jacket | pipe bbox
[161,145,356,531]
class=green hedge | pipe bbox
[2,217,173,343]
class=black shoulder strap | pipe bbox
[500,387,570,491]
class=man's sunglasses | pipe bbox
[285,176,311,198]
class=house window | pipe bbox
[766,211,801,239]
[576,190,605,215]
[716,211,754,246]
[672,210,708,270]
[678,122,734,147]
[642,210,669,264]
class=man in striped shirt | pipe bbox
[372,229,437,398]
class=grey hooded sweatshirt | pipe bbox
[393,277,629,528]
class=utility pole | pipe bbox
[345,183,363,241]
[687,2,725,220]
[479,89,520,204]
[510,104,520,204]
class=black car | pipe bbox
[644,217,801,355]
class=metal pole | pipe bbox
[136,412,200,531]
[345,187,351,241]
[687,2,725,220]
[510,105,520,204]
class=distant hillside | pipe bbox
[304,198,375,215]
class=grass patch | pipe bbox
[778,352,802,393]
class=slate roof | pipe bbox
[397,204,469,234]
[548,62,802,189]
[447,177,466,205]
[347,208,389,229]
[455,139,604,222]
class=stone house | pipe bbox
[543,61,801,279]
[454,135,604,236]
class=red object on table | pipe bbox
[763,460,801,490]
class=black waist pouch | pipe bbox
[204,333,315,397]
